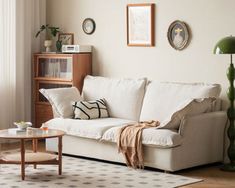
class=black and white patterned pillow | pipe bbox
[72,99,109,120]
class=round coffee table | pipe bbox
[0,129,65,180]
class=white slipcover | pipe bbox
[44,118,134,140]
[140,81,221,122]
[102,127,182,148]
[82,76,147,121]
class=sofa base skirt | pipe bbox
[46,135,223,172]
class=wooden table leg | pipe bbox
[58,136,62,175]
[20,139,25,180]
[32,139,38,169]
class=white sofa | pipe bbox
[45,76,227,172]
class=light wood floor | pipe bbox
[1,141,235,188]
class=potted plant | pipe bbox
[35,24,60,52]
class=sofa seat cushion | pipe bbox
[102,127,182,148]
[82,76,146,121]
[45,118,135,140]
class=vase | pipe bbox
[44,40,52,52]
[56,40,62,52]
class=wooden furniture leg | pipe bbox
[32,139,38,169]
[58,136,62,175]
[20,139,25,180]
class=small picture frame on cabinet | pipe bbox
[58,33,74,45]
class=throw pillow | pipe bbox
[39,87,82,118]
[72,99,109,120]
[158,97,216,130]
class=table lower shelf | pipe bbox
[0,152,57,164]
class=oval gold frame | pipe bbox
[167,20,190,50]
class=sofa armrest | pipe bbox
[168,111,227,169]
[177,111,228,164]
[179,111,227,137]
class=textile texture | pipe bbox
[117,120,160,169]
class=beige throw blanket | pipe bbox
[117,120,160,169]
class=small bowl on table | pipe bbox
[14,122,32,130]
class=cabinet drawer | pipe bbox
[35,104,53,128]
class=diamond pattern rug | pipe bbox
[0,153,202,188]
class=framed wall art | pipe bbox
[127,3,155,47]
[167,20,190,50]
[58,33,74,45]
[82,18,96,35]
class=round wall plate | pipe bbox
[82,18,96,35]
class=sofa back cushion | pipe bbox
[82,76,146,121]
[140,81,221,122]
[40,87,82,118]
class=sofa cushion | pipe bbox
[159,98,216,129]
[140,81,221,122]
[72,99,109,120]
[40,87,82,118]
[82,76,146,121]
[102,126,182,148]
[44,118,135,140]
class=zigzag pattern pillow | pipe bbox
[72,99,109,120]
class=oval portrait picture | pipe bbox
[167,20,190,50]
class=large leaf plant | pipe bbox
[35,24,60,39]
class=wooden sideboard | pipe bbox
[33,53,92,128]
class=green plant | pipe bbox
[35,24,60,39]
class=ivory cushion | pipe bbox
[82,76,147,121]
[45,118,135,140]
[102,126,182,148]
[40,87,82,118]
[140,81,221,123]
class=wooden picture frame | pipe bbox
[127,3,155,47]
[167,20,190,50]
[58,33,74,45]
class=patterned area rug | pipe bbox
[0,152,202,188]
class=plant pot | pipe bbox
[44,40,53,52]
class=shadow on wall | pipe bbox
[91,47,106,76]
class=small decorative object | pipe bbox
[35,24,60,52]
[214,35,235,171]
[82,18,96,35]
[14,121,32,130]
[167,20,190,50]
[44,40,53,52]
[127,3,155,47]
[56,40,62,52]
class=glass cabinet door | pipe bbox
[37,57,73,80]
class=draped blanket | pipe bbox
[117,120,160,169]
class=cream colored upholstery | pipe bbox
[140,81,221,122]
[45,117,134,140]
[45,77,227,171]
[82,76,147,121]
[102,127,182,148]
[46,111,227,171]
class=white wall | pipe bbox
[47,0,235,100]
